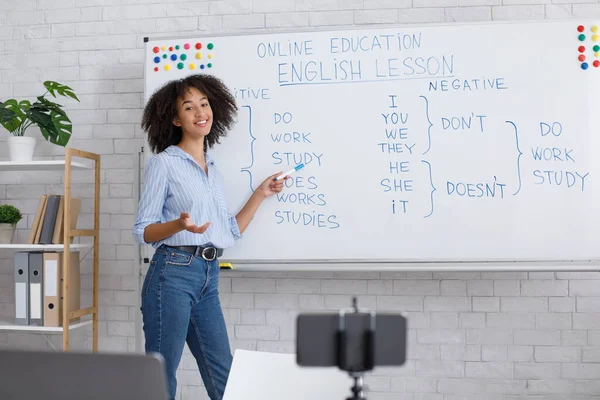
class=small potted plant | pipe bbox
[0,204,23,244]
[0,81,79,162]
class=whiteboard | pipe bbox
[143,20,600,263]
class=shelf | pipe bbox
[0,320,92,333]
[0,244,92,251]
[0,160,92,171]
[0,148,101,351]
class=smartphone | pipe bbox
[296,311,407,372]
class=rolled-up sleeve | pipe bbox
[229,214,242,240]
[132,156,168,245]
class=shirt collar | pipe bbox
[165,145,214,165]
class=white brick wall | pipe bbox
[1,1,600,400]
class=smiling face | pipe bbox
[172,86,213,142]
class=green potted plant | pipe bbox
[0,204,23,244]
[0,81,79,162]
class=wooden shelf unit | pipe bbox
[0,148,100,352]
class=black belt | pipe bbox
[168,245,223,261]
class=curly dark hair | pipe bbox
[141,74,238,154]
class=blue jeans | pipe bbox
[141,245,232,400]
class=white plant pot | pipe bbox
[7,136,36,162]
[0,223,15,244]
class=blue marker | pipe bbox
[275,163,304,181]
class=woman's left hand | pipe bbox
[256,172,287,198]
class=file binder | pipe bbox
[43,253,60,327]
[13,252,30,325]
[43,252,81,327]
[29,252,44,326]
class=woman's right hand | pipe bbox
[179,212,211,234]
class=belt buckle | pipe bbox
[201,247,217,261]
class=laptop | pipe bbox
[0,349,168,400]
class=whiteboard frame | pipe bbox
[140,18,600,271]
[217,260,600,272]
[142,18,598,44]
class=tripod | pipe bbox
[296,296,406,400]
[336,297,375,400]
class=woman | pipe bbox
[132,74,285,400]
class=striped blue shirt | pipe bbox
[132,145,242,249]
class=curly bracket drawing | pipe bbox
[240,105,257,192]
[420,95,433,156]
[421,159,436,218]
[505,120,523,196]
